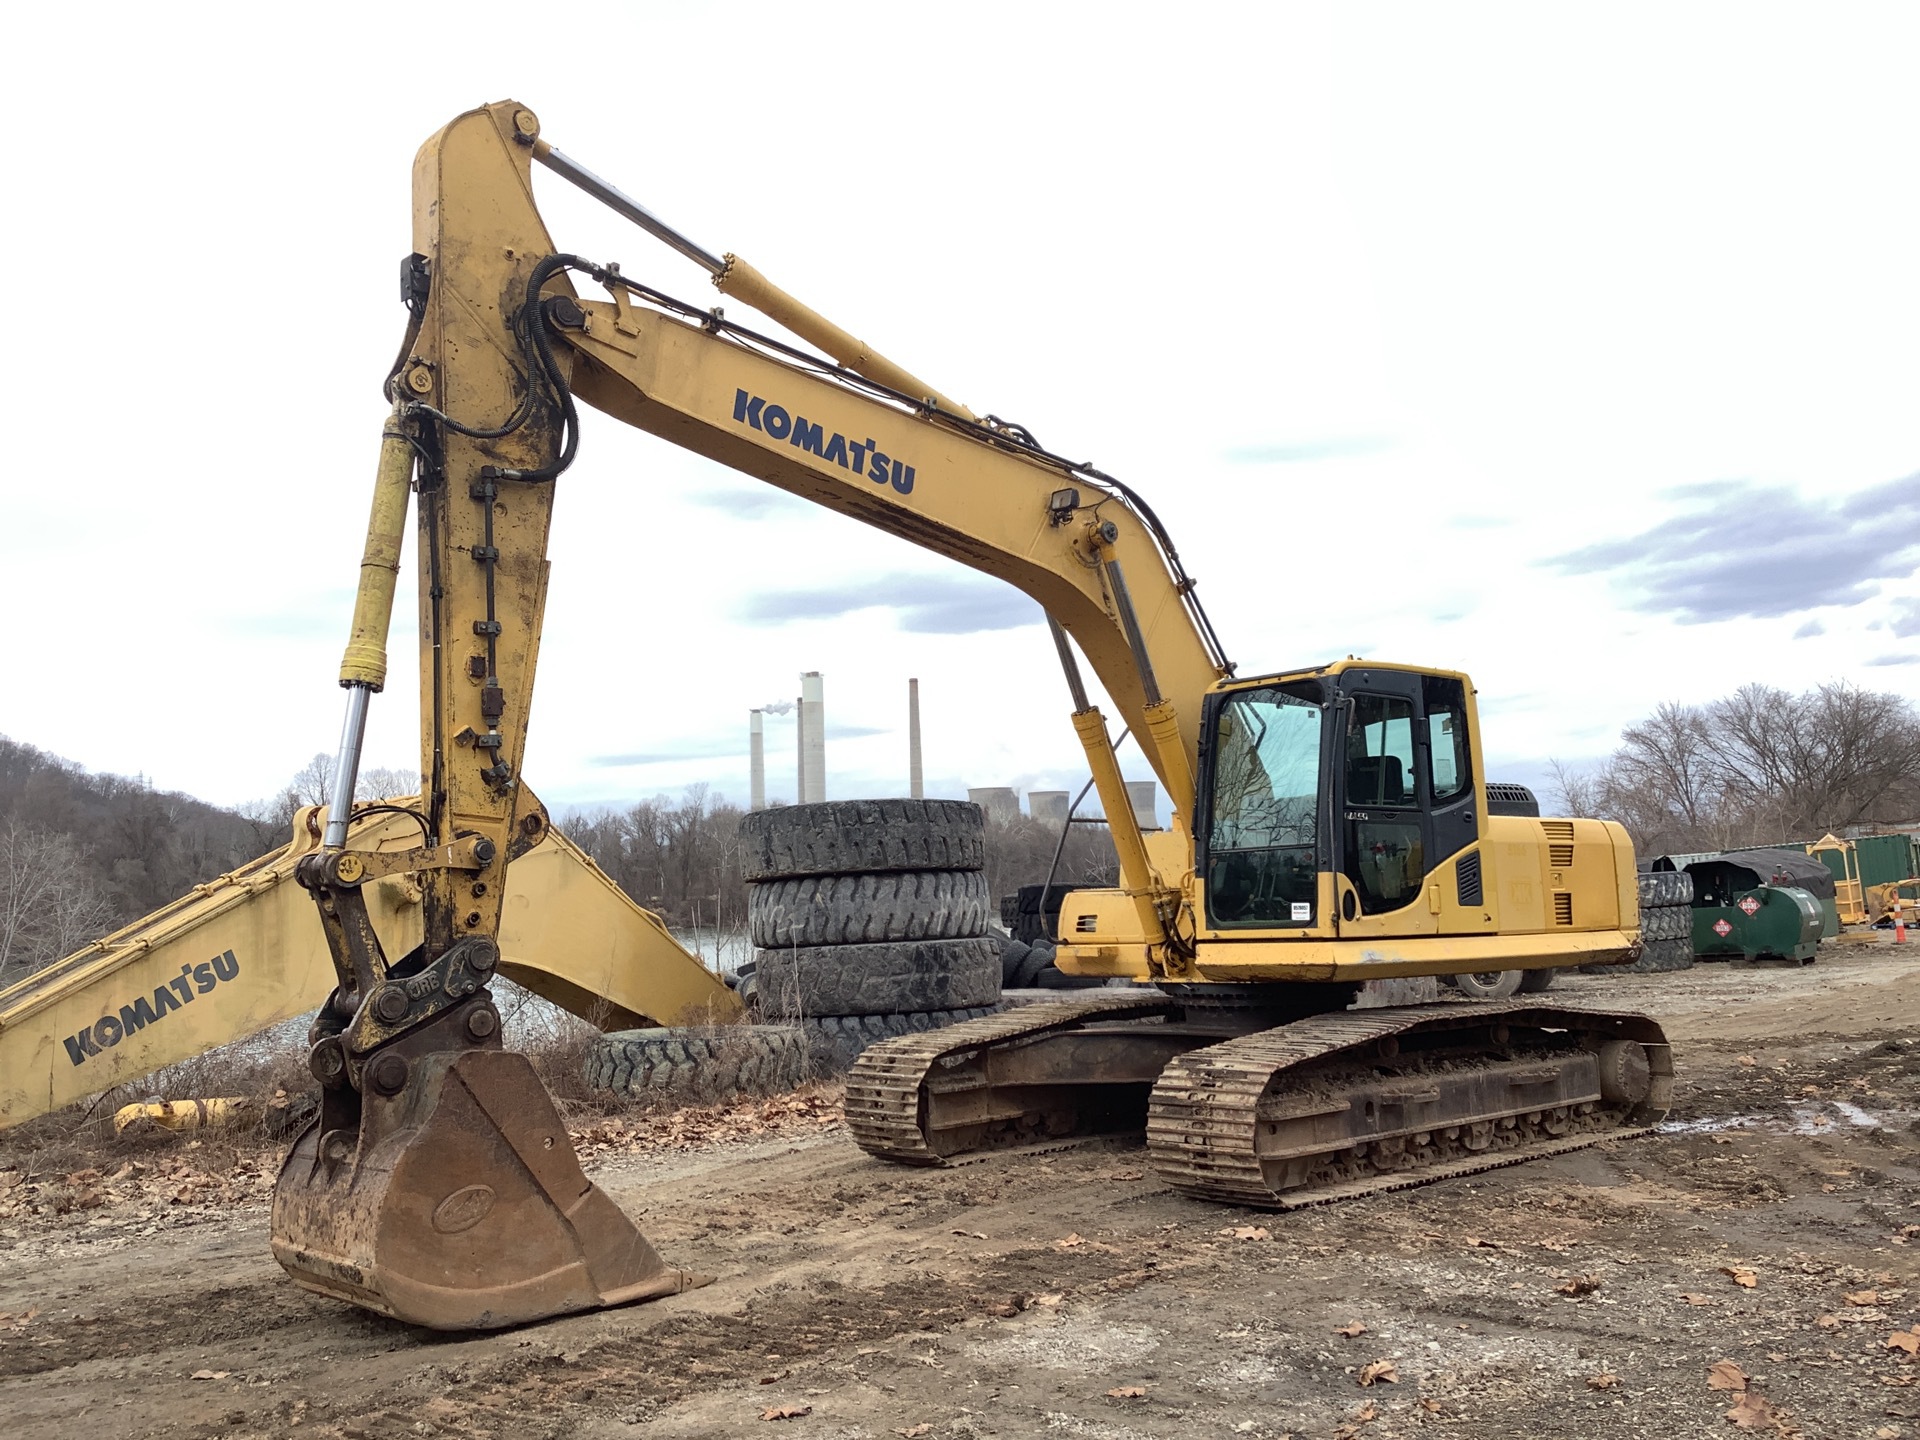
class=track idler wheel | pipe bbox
[272,1036,704,1330]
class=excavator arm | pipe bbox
[263,99,1243,1331]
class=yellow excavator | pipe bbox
[5,100,1672,1333]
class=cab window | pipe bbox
[1344,694,1422,913]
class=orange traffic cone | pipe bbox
[1897,917,1908,944]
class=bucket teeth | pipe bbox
[272,1048,705,1330]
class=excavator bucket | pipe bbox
[272,1045,706,1330]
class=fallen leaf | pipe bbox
[894,1428,932,1438]
[0,1307,40,1332]
[1848,1290,1882,1306]
[1419,1398,1442,1414]
[950,1229,987,1240]
[1888,1330,1920,1356]
[1738,1055,1757,1066]
[1106,1386,1147,1399]
[1336,1322,1369,1338]
[1357,1359,1398,1387]
[1056,1233,1085,1248]
[1707,1360,1749,1392]
[1710,1134,1736,1145]
[1356,1402,1380,1420]
[1725,1390,1784,1431]
[1219,1226,1271,1241]
[1108,1170,1144,1181]
[1030,1292,1064,1308]
[1721,1266,1759,1288]
[190,1370,231,1381]
[1557,1274,1603,1296]
[1587,1373,1619,1391]
[761,1405,811,1421]
[1816,1313,1841,1328]
[1680,1293,1714,1306]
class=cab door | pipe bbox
[1333,670,1477,936]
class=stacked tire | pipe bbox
[584,1025,809,1105]
[1586,869,1695,975]
[740,800,1001,1073]
[998,933,1107,991]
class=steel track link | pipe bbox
[1146,1001,1669,1207]
[844,992,1177,1164]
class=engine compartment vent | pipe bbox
[1485,782,1540,817]
[1542,819,1576,869]
[1553,891,1574,926]
[1455,850,1484,907]
[1074,914,1098,934]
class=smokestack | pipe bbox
[968,787,1020,825]
[794,693,804,802]
[908,677,923,799]
[800,671,826,804]
[1125,779,1161,833]
[1028,790,1069,824]
[749,709,766,811]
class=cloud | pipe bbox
[683,485,809,520]
[1892,596,1920,639]
[591,736,743,767]
[1224,435,1397,464]
[1792,618,1826,639]
[1865,653,1918,668]
[1544,474,1920,623]
[735,573,1042,634]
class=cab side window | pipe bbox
[1422,676,1471,804]
[1344,694,1422,912]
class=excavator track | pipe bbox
[845,992,1182,1163]
[1146,1002,1671,1208]
[850,997,1672,1213]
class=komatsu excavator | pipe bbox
[8,100,1673,1333]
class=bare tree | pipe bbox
[1703,681,1920,836]
[0,819,117,982]
[1556,681,1920,857]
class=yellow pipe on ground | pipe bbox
[113,1098,247,1135]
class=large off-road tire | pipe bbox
[999,938,1032,985]
[1637,936,1696,973]
[748,870,990,948]
[801,1006,997,1073]
[1011,941,1053,989]
[755,936,1001,1018]
[739,799,985,882]
[584,1024,809,1104]
[1638,870,1694,908]
[1640,904,1692,943]
[1516,967,1557,993]
[1445,970,1523,1000]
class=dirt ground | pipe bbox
[4,939,1919,1440]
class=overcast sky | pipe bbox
[5,3,1916,823]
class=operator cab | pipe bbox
[1197,661,1479,931]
